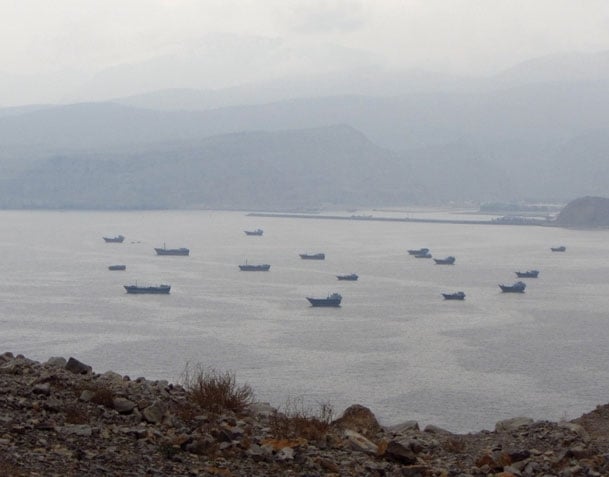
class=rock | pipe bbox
[32,383,51,396]
[65,357,92,375]
[79,389,96,402]
[343,429,378,455]
[247,402,277,417]
[276,446,295,461]
[332,404,382,438]
[142,400,166,424]
[385,420,420,433]
[495,417,534,432]
[383,438,418,464]
[112,397,137,414]
[423,424,452,434]
[45,357,67,368]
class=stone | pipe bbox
[112,397,137,414]
[383,439,418,464]
[45,357,67,368]
[32,383,51,396]
[423,424,452,434]
[385,420,420,433]
[332,404,382,438]
[343,429,378,455]
[495,417,534,432]
[65,357,92,375]
[142,400,166,424]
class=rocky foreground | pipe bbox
[1,353,609,476]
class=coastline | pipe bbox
[2,351,609,476]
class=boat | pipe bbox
[414,252,432,258]
[103,235,125,243]
[336,273,358,281]
[551,246,566,252]
[244,229,263,236]
[124,284,171,294]
[239,262,271,271]
[306,293,342,307]
[108,265,126,271]
[154,244,190,256]
[408,248,429,256]
[499,281,526,293]
[434,256,455,265]
[300,253,325,260]
[442,291,465,300]
[515,270,539,278]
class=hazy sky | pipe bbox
[2,0,609,104]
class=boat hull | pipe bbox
[300,253,325,260]
[108,265,126,271]
[515,270,539,278]
[239,264,271,271]
[103,235,125,243]
[155,248,190,256]
[442,292,465,300]
[337,274,358,281]
[499,282,526,293]
[434,257,455,265]
[306,297,342,307]
[124,285,171,294]
[244,230,263,236]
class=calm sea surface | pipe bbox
[1,210,608,433]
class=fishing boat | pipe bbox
[306,293,342,307]
[442,291,465,300]
[124,284,171,294]
[103,235,125,243]
[336,273,358,281]
[434,256,455,265]
[515,270,539,278]
[499,281,526,293]
[408,248,429,256]
[239,261,271,271]
[108,265,126,271]
[300,253,325,260]
[154,244,190,256]
[551,246,566,252]
[244,229,263,236]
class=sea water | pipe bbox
[1,209,608,433]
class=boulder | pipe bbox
[332,404,382,438]
[112,397,137,414]
[65,357,92,375]
[495,417,534,432]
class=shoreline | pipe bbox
[247,211,554,227]
[2,351,609,476]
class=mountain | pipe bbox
[0,126,426,210]
[2,50,609,207]
[556,196,609,227]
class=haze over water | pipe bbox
[2,210,608,433]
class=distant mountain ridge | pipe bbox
[0,125,427,210]
[1,50,609,208]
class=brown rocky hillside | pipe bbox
[2,352,609,476]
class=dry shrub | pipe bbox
[270,398,334,442]
[180,363,254,415]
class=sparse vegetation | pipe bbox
[180,363,254,414]
[269,398,334,442]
